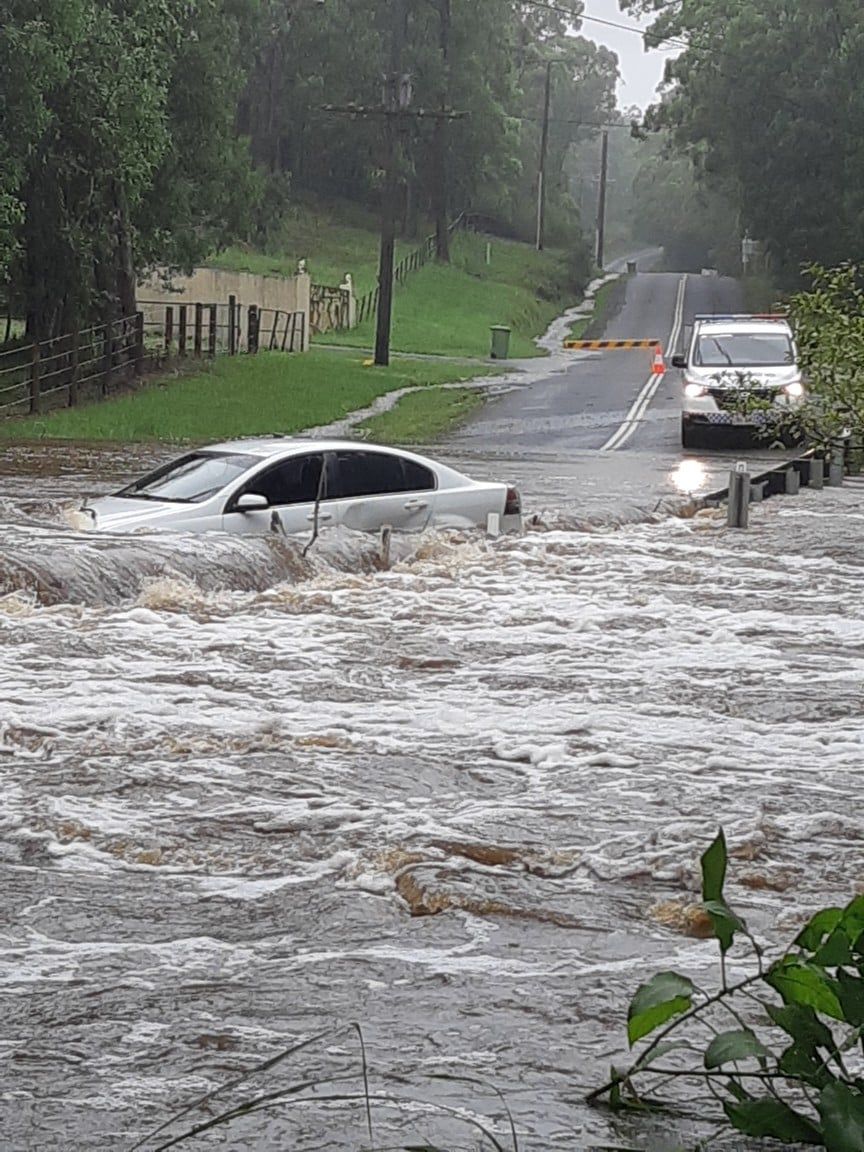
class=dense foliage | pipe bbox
[623,0,864,283]
[593,829,864,1149]
[1,0,618,340]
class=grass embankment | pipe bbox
[0,350,488,443]
[358,386,483,443]
[209,201,412,297]
[325,231,576,360]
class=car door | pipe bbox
[221,451,333,536]
[331,449,435,533]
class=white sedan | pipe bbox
[77,438,522,536]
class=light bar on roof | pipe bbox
[693,313,788,322]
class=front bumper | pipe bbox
[683,389,803,426]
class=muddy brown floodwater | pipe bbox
[2,442,863,1151]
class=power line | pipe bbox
[518,0,691,53]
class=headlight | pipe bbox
[684,382,707,398]
[784,380,805,398]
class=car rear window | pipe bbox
[117,452,259,503]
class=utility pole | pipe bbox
[433,0,452,263]
[536,60,553,252]
[321,1,466,366]
[375,0,409,366]
[595,129,609,270]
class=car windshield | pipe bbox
[117,452,260,503]
[695,332,794,367]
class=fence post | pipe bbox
[178,305,187,358]
[165,306,174,354]
[208,305,217,357]
[134,312,144,377]
[68,327,80,406]
[228,294,237,355]
[29,342,41,415]
[269,311,279,350]
[248,304,259,354]
[102,320,113,397]
[194,303,203,358]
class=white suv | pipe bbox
[673,314,806,449]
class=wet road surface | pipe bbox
[444,269,794,518]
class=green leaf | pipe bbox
[701,829,728,903]
[796,908,842,952]
[815,928,854,968]
[724,1098,823,1143]
[779,1042,833,1089]
[702,899,746,956]
[768,959,845,1021]
[818,1082,864,1151]
[837,970,864,1028]
[766,1002,836,1053]
[627,972,695,1046]
[705,1029,771,1069]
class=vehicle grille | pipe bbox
[708,387,778,412]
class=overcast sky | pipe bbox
[580,0,678,112]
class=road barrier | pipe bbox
[564,338,661,350]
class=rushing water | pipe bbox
[2,443,864,1151]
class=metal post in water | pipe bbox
[380,524,392,570]
[727,462,750,529]
[785,466,800,495]
[809,456,824,490]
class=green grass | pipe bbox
[0,349,489,443]
[324,231,577,359]
[209,201,413,296]
[358,385,485,443]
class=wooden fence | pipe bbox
[0,314,145,417]
[141,297,306,356]
[355,212,474,326]
[0,296,307,420]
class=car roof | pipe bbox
[204,437,429,461]
[694,318,793,336]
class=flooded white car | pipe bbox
[77,438,523,537]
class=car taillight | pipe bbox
[505,486,522,516]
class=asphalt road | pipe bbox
[441,269,795,521]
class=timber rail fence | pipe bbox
[0,296,306,419]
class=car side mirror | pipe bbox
[671,354,687,369]
[235,492,269,511]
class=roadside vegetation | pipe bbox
[209,200,413,297]
[323,230,588,360]
[357,385,485,444]
[0,350,485,444]
[592,829,864,1151]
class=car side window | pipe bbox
[402,458,436,492]
[332,451,404,498]
[233,453,325,508]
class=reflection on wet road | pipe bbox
[2,435,864,1149]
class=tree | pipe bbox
[622,0,864,281]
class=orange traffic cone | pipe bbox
[651,345,666,375]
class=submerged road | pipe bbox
[441,269,793,521]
